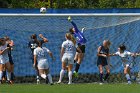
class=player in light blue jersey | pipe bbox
[28,34,48,84]
[68,16,87,77]
[111,45,135,84]
[34,41,54,85]
[0,38,12,84]
[57,33,81,84]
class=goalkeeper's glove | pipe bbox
[68,16,72,22]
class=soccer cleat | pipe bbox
[37,79,40,84]
[73,71,79,78]
[7,80,13,84]
[99,82,103,85]
[50,83,54,85]
[56,81,62,84]
[0,80,2,84]
[127,81,132,84]
[103,79,108,84]
[68,82,72,85]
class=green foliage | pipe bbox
[135,0,140,8]
[1,0,140,8]
[98,0,118,8]
[9,0,51,8]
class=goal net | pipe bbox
[1,14,140,82]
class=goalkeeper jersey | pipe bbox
[71,21,87,45]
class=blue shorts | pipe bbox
[9,58,14,65]
[97,57,108,66]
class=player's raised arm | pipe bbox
[39,34,48,43]
[68,16,79,32]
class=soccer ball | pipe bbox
[40,7,46,13]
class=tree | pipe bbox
[3,0,140,9]
[98,0,118,8]
[0,0,8,8]
[135,0,140,8]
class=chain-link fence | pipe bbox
[0,14,140,83]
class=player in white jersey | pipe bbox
[57,33,81,84]
[34,41,54,85]
[2,36,15,83]
[111,45,135,84]
[0,38,12,84]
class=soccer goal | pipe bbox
[1,13,140,83]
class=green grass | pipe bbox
[0,83,140,93]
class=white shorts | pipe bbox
[0,57,9,64]
[37,59,49,69]
[62,54,74,64]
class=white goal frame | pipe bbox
[0,13,140,17]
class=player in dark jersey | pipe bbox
[68,16,87,77]
[5,36,14,83]
[28,34,48,84]
[1,36,14,84]
[97,40,111,84]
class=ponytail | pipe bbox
[65,33,76,45]
[70,34,76,45]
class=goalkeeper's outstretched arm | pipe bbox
[68,16,79,32]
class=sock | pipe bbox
[59,69,65,82]
[36,69,40,78]
[104,73,110,80]
[11,72,14,80]
[47,74,53,84]
[36,76,39,80]
[126,74,131,82]
[0,71,3,80]
[2,71,6,78]
[7,72,11,81]
[75,63,80,73]
[68,71,72,84]
[100,73,103,82]
[41,74,47,79]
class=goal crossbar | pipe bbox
[0,13,140,17]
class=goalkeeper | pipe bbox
[68,16,87,77]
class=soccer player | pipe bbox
[0,38,12,84]
[68,16,87,77]
[4,36,15,82]
[2,36,14,83]
[28,34,48,84]
[33,41,54,85]
[97,40,111,84]
[111,44,135,84]
[57,33,81,84]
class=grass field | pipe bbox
[0,83,140,93]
